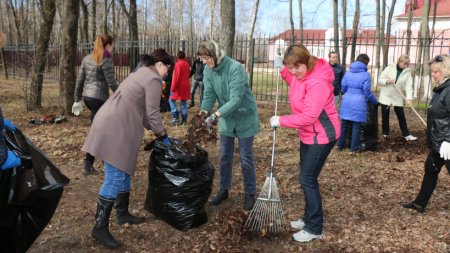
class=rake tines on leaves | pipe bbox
[245,61,287,234]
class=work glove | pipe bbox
[161,136,171,145]
[3,118,16,131]
[270,116,280,129]
[1,150,21,170]
[439,141,450,160]
[71,101,83,116]
[205,113,218,128]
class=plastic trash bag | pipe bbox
[144,139,214,231]
[0,128,70,253]
[360,103,379,151]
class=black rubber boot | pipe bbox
[115,192,145,225]
[83,153,98,176]
[211,189,228,206]
[181,114,188,125]
[91,197,121,249]
[244,194,256,211]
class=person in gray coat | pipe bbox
[82,48,173,249]
[73,34,118,175]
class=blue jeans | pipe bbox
[190,80,204,108]
[299,141,336,235]
[99,162,131,200]
[169,100,188,120]
[338,119,361,152]
[219,135,256,194]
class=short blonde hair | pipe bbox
[397,54,410,65]
[429,54,450,79]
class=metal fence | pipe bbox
[1,33,449,108]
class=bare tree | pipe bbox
[220,0,235,55]
[59,0,80,115]
[333,0,339,60]
[341,0,347,68]
[289,0,294,44]
[419,0,431,101]
[79,0,89,44]
[245,0,260,73]
[91,0,96,40]
[7,0,22,44]
[380,0,386,66]
[405,0,414,55]
[298,0,303,44]
[350,0,360,62]
[119,0,139,70]
[209,0,216,38]
[375,0,381,69]
[382,0,397,68]
[28,0,56,110]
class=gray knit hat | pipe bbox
[198,40,225,65]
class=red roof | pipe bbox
[270,29,327,42]
[397,0,450,18]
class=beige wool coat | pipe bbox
[378,63,413,107]
[82,66,166,175]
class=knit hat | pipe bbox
[199,40,225,65]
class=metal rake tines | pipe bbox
[245,175,287,233]
[245,199,288,233]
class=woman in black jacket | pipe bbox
[402,54,450,213]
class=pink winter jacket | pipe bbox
[279,58,341,144]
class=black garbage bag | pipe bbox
[0,128,70,253]
[360,103,379,151]
[144,139,214,231]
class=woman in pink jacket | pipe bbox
[270,44,340,242]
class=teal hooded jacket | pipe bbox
[200,55,260,138]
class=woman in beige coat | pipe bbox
[378,55,417,141]
[83,49,173,249]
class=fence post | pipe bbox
[249,38,255,90]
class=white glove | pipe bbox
[71,101,83,116]
[270,116,280,128]
[439,141,450,160]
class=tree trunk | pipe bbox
[79,0,89,44]
[419,0,431,101]
[59,0,80,115]
[28,0,56,110]
[375,0,381,69]
[350,0,359,62]
[289,0,294,44]
[104,0,108,34]
[341,0,347,68]
[298,0,303,44]
[7,0,22,44]
[405,0,413,56]
[383,0,397,68]
[209,0,216,39]
[380,0,386,68]
[333,0,339,60]
[91,0,96,41]
[119,0,139,71]
[245,0,260,73]
[220,0,235,56]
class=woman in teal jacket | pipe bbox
[198,40,260,211]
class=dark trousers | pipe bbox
[189,80,204,108]
[299,140,336,235]
[381,104,410,137]
[414,151,450,208]
[83,97,105,161]
[338,120,361,152]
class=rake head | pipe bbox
[245,174,288,234]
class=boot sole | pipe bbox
[91,232,121,249]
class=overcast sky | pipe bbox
[253,0,408,35]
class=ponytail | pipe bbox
[91,34,113,64]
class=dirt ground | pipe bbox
[1,77,448,253]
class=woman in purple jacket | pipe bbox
[338,54,378,154]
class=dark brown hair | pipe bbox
[356,54,370,65]
[140,48,174,67]
[177,51,186,59]
[283,44,317,72]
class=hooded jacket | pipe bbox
[74,54,118,102]
[427,78,450,153]
[170,58,191,100]
[330,63,345,96]
[339,61,378,123]
[378,63,413,106]
[279,58,340,144]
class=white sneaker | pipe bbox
[293,230,323,242]
[290,219,305,230]
[405,135,418,141]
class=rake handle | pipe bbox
[392,84,427,127]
